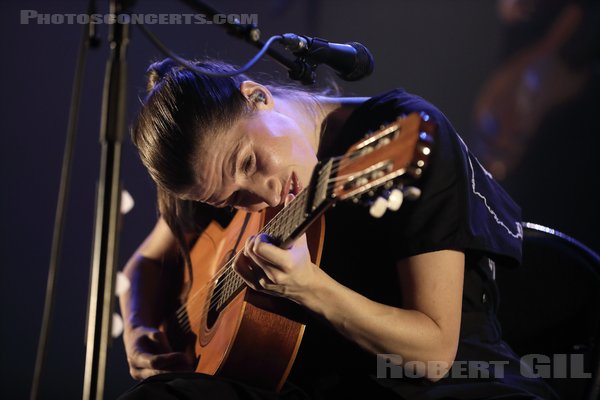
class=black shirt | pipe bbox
[289,89,557,399]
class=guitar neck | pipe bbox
[264,158,334,248]
[216,159,335,308]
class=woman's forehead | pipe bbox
[191,130,247,202]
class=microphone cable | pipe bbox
[136,22,285,78]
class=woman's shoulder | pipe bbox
[318,88,450,159]
[353,88,441,116]
[342,88,451,139]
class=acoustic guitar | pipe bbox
[165,112,436,391]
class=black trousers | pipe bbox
[118,372,310,400]
[118,366,554,400]
[117,370,408,400]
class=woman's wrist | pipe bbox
[293,266,337,314]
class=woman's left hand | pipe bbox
[233,195,319,302]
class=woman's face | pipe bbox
[185,108,319,212]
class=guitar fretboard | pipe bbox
[213,157,337,310]
[214,188,312,309]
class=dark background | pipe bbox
[1,1,596,399]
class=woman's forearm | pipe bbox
[120,254,174,329]
[296,267,458,379]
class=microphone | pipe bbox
[281,33,374,82]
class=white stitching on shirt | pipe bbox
[458,135,523,239]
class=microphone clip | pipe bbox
[280,34,318,84]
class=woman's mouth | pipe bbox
[281,172,303,204]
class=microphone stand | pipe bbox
[82,1,132,399]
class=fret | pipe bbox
[214,160,334,308]
[216,278,226,309]
[269,190,307,242]
[312,159,333,211]
[224,277,230,301]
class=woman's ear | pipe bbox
[240,81,273,110]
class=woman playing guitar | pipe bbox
[118,58,557,399]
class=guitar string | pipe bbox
[173,156,397,330]
[173,182,319,327]
[171,152,357,326]
[173,126,414,329]
[170,151,346,325]
[175,203,307,332]
[173,187,312,325]
[177,154,408,327]
[174,228,291,328]
[173,145,409,330]
[172,160,348,329]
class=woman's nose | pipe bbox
[251,174,281,208]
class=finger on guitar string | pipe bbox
[244,233,284,276]
[125,325,195,380]
[128,351,193,380]
[233,249,261,291]
[250,233,296,273]
[234,246,280,292]
[245,234,291,286]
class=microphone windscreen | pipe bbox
[341,42,374,81]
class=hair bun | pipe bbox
[146,58,179,93]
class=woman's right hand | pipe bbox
[120,217,195,380]
[123,324,195,380]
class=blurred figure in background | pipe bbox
[471,0,600,250]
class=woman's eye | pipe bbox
[243,154,255,174]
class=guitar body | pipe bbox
[182,209,325,391]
